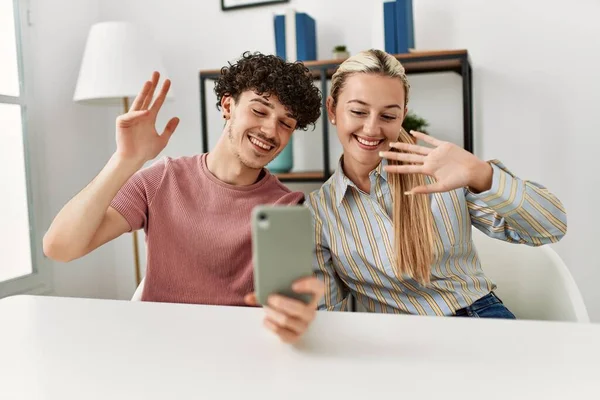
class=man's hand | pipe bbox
[244,276,325,344]
[115,71,180,164]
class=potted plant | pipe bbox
[332,45,350,59]
[402,111,429,134]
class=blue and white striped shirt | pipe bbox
[306,159,567,315]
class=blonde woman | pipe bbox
[307,49,567,318]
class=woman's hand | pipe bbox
[379,130,493,194]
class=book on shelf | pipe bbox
[383,0,415,54]
[273,9,317,62]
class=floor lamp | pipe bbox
[73,21,172,286]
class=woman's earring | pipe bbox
[331,119,335,125]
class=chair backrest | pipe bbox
[472,228,589,322]
[131,278,145,301]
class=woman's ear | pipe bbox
[326,96,336,125]
[221,95,232,120]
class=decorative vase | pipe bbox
[267,140,293,173]
[332,50,350,59]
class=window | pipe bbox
[0,0,49,296]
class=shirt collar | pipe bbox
[333,156,390,207]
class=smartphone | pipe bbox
[251,205,314,305]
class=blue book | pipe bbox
[306,14,317,60]
[295,12,317,61]
[274,14,286,60]
[383,1,397,53]
[405,0,415,50]
[394,0,415,53]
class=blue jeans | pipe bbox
[454,292,516,319]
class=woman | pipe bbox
[307,49,567,318]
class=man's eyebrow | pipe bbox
[250,97,274,109]
[250,97,295,119]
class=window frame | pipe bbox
[0,0,53,297]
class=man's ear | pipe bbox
[326,96,336,125]
[221,95,233,120]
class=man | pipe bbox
[44,52,324,343]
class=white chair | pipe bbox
[472,228,589,322]
[131,278,145,301]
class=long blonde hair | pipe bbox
[330,49,435,284]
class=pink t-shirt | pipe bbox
[110,153,304,305]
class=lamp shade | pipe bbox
[73,21,172,105]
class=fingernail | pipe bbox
[404,191,413,195]
[378,151,384,157]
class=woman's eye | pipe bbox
[252,109,266,116]
[351,110,366,116]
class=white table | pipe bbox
[1,295,599,400]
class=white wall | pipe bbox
[26,0,120,299]
[410,0,600,321]
[28,0,599,319]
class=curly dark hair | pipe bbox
[214,51,321,131]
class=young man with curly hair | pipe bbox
[44,52,324,343]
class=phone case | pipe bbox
[251,205,314,305]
